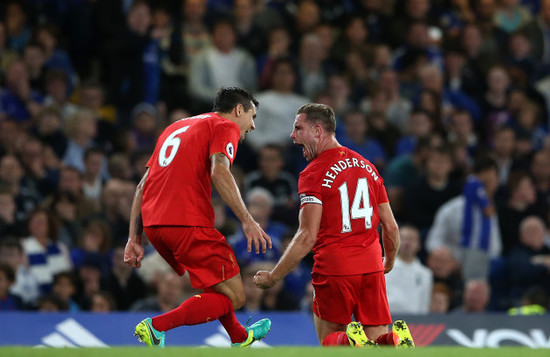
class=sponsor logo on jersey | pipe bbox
[226,143,235,159]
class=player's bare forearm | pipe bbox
[211,154,252,223]
[128,169,148,244]
[272,228,315,282]
[269,204,321,284]
[378,202,400,272]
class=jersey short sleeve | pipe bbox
[374,168,389,205]
[209,121,241,165]
[298,165,323,208]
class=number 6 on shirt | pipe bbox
[158,126,190,167]
[338,178,373,233]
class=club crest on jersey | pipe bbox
[226,143,235,159]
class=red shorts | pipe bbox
[312,271,392,326]
[144,226,240,289]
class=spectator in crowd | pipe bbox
[233,0,266,57]
[446,110,479,158]
[96,179,134,244]
[0,238,40,308]
[130,271,186,312]
[42,70,78,121]
[189,19,257,112]
[74,255,103,310]
[0,155,41,230]
[403,145,461,237]
[4,1,31,53]
[452,279,491,313]
[384,136,432,218]
[297,33,328,99]
[33,23,76,92]
[361,69,413,133]
[498,172,539,255]
[244,144,298,225]
[246,58,308,150]
[426,156,502,280]
[473,0,509,60]
[490,126,517,187]
[508,216,550,303]
[19,137,58,198]
[51,271,80,312]
[70,219,111,273]
[230,188,286,265]
[37,294,68,312]
[257,27,293,90]
[130,103,160,152]
[394,109,434,157]
[48,191,80,247]
[62,109,99,174]
[90,291,117,313]
[53,166,100,220]
[22,41,46,93]
[22,208,72,295]
[0,262,23,310]
[426,247,463,310]
[0,188,22,237]
[522,0,550,63]
[179,0,212,77]
[336,110,387,169]
[430,282,452,314]
[0,21,19,79]
[0,120,22,156]
[530,151,550,209]
[34,107,67,160]
[104,0,164,124]
[100,244,146,311]
[0,60,44,124]
[78,80,116,147]
[385,225,433,314]
[107,154,133,181]
[481,66,513,141]
[82,148,106,203]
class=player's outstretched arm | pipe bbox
[254,203,321,289]
[379,202,400,274]
[210,153,272,254]
[124,169,148,268]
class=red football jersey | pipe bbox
[142,113,240,227]
[298,147,389,276]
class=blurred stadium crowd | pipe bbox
[0,0,549,316]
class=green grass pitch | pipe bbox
[1,347,549,357]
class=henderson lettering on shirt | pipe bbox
[321,158,379,189]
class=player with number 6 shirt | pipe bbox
[254,103,415,348]
[124,87,272,348]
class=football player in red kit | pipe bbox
[254,103,414,348]
[124,87,272,347]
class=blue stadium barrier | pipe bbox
[0,312,549,348]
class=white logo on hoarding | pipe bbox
[226,143,235,159]
[37,318,108,348]
[447,328,550,348]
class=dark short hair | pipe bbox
[297,103,336,133]
[212,87,258,113]
[473,156,498,174]
[0,263,15,283]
